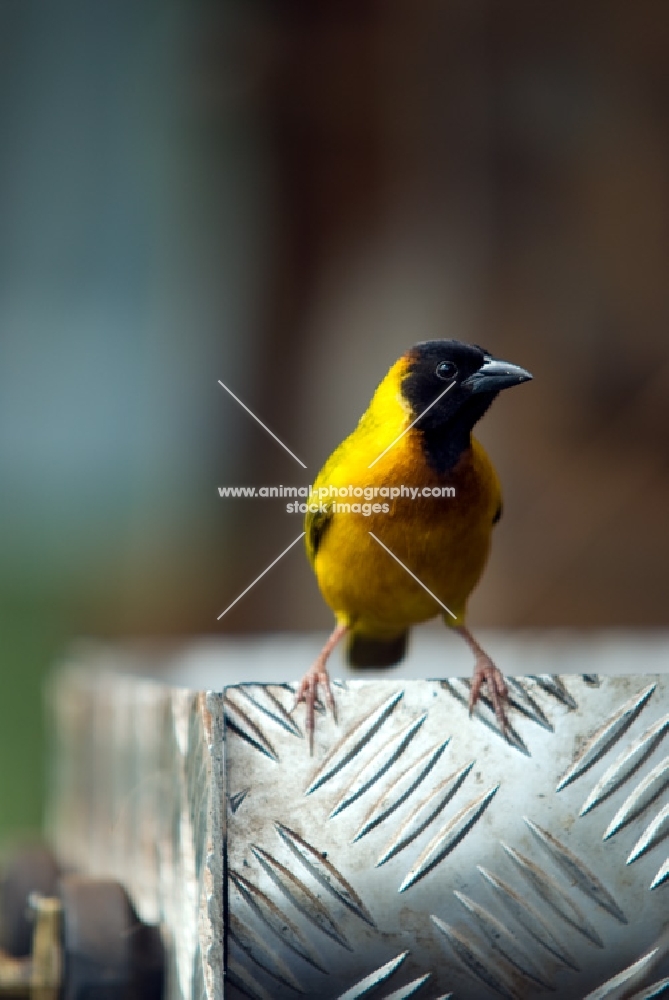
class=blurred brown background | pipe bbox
[0,0,668,835]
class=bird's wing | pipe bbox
[305,502,335,567]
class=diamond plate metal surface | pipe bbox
[45,640,669,1000]
[225,675,669,999]
[47,663,226,1000]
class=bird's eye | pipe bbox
[435,361,457,380]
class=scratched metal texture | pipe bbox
[45,645,669,1000]
[46,662,226,1000]
[225,674,669,1000]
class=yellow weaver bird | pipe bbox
[294,340,532,751]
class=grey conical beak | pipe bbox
[462,357,533,394]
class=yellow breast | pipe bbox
[309,358,502,635]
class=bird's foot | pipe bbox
[469,656,509,734]
[293,661,336,755]
[292,623,347,753]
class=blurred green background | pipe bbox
[1,0,668,839]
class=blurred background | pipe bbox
[0,0,668,839]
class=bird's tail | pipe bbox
[347,632,408,668]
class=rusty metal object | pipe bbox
[0,850,164,1000]
[0,893,61,999]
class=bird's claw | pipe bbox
[293,665,337,754]
[469,658,509,735]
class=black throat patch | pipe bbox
[417,394,497,473]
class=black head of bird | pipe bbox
[401,340,532,471]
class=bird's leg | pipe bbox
[293,623,347,754]
[455,625,509,733]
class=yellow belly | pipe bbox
[311,431,501,635]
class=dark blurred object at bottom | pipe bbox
[0,845,164,1000]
